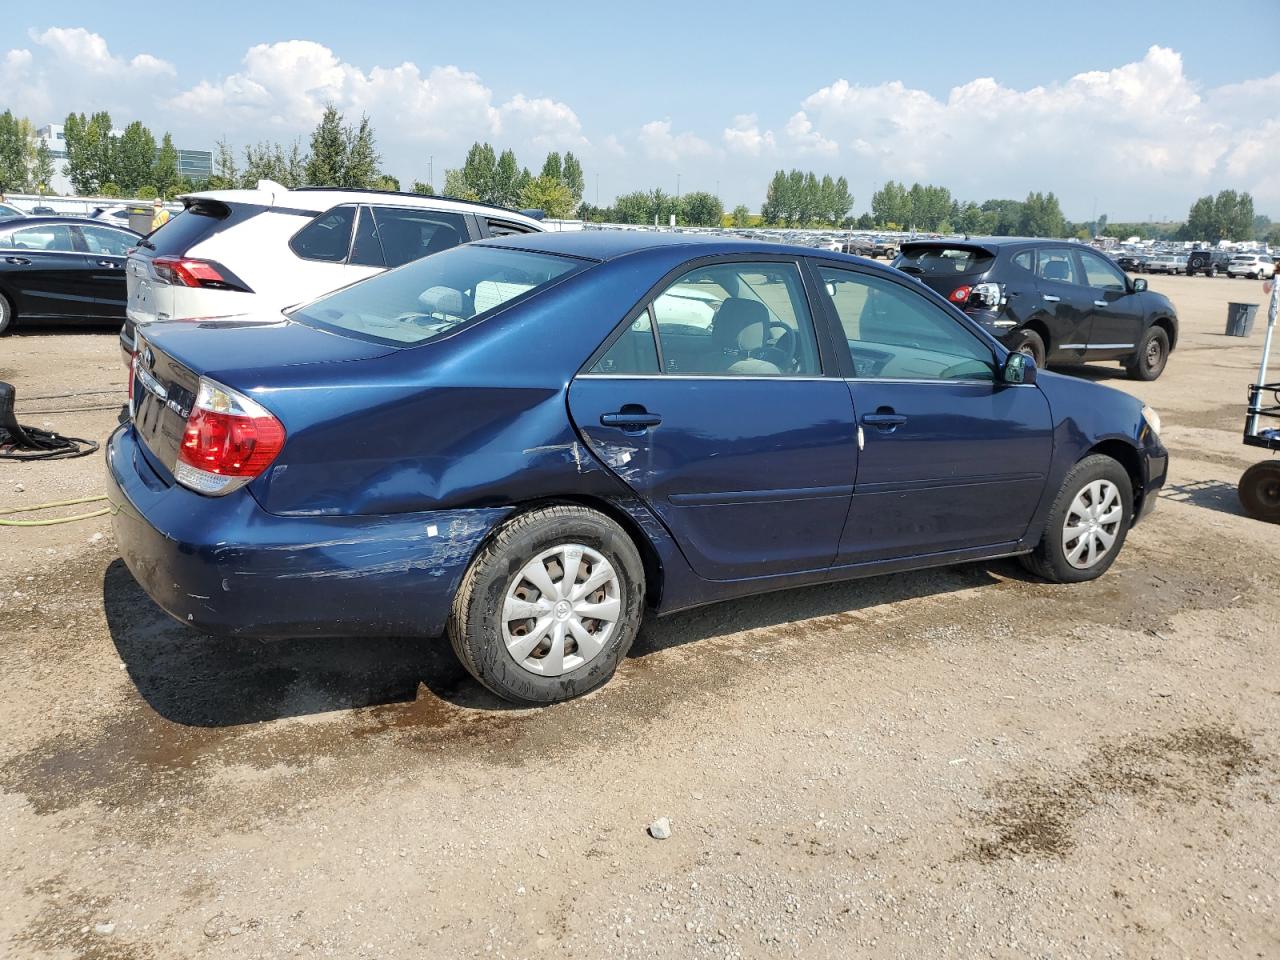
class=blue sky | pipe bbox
[4,1,1277,219]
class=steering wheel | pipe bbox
[749,321,798,371]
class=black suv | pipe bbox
[1186,248,1231,277]
[892,238,1178,380]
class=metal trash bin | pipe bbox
[1226,302,1259,337]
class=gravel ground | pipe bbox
[1,277,1278,959]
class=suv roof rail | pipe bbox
[287,185,536,219]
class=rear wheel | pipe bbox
[1020,455,1133,583]
[1238,461,1280,523]
[1010,329,1046,368]
[1125,326,1169,381]
[448,505,646,704]
[0,291,13,336]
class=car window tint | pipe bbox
[371,207,468,268]
[487,219,536,237]
[647,261,820,376]
[80,225,134,256]
[819,267,994,382]
[1012,251,1035,272]
[349,206,386,268]
[291,205,356,262]
[591,312,660,375]
[1036,248,1079,285]
[8,224,76,252]
[292,245,584,346]
[1078,250,1127,292]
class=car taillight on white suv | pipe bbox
[175,378,285,496]
[152,256,251,291]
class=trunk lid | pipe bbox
[131,317,397,474]
[893,242,998,299]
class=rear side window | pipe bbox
[1012,251,1035,272]
[487,219,537,238]
[1036,248,1079,285]
[292,244,586,345]
[371,207,468,268]
[896,246,994,276]
[349,206,386,267]
[80,225,135,256]
[290,205,357,263]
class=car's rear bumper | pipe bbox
[105,424,511,639]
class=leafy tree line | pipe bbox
[580,188,725,228]
[864,181,1069,237]
[760,170,854,227]
[441,143,585,219]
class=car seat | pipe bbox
[1042,260,1071,282]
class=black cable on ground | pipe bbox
[0,381,102,461]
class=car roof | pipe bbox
[183,181,544,229]
[477,229,842,262]
[0,215,139,233]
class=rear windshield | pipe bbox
[291,244,587,345]
[142,200,256,256]
[895,246,994,276]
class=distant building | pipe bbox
[34,122,213,196]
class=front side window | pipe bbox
[290,205,356,262]
[1036,247,1079,285]
[7,224,76,252]
[79,225,134,256]
[292,244,585,345]
[1078,250,1128,292]
[819,267,994,382]
[371,207,468,268]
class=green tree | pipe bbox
[411,180,434,195]
[613,190,655,224]
[114,121,156,194]
[31,139,55,194]
[342,115,379,188]
[681,191,724,227]
[493,148,521,207]
[305,104,348,186]
[540,151,562,183]
[1018,191,1066,237]
[871,181,910,228]
[731,204,752,227]
[209,137,239,189]
[371,173,400,191]
[443,167,478,201]
[0,110,27,192]
[284,139,308,188]
[1185,190,1255,242]
[519,174,575,219]
[62,110,115,194]
[562,152,584,202]
[460,141,498,202]
[152,133,182,198]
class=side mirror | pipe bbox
[1132,277,1148,292]
[1002,351,1037,385]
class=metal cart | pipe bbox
[1240,278,1280,522]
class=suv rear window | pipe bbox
[144,200,250,256]
[291,244,587,346]
[895,246,994,276]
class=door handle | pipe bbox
[1042,294,1061,302]
[861,412,908,429]
[97,260,118,267]
[5,256,30,265]
[600,406,662,434]
[1093,300,1108,307]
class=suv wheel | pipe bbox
[0,292,13,336]
[1020,455,1133,583]
[448,505,646,704]
[1125,326,1169,381]
[1010,329,1046,368]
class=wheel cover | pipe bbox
[500,543,622,677]
[1062,479,1123,569]
[1145,336,1163,368]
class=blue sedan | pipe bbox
[107,231,1168,704]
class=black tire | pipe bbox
[1125,326,1169,381]
[1010,328,1046,368]
[1020,454,1133,584]
[447,505,646,704]
[0,291,13,336]
[1237,461,1280,523]
[1209,265,1219,277]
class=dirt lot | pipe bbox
[1,276,1278,959]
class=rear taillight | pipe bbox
[949,285,972,304]
[175,378,285,496]
[151,256,250,292]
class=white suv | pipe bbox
[121,181,545,360]
[1226,253,1275,279]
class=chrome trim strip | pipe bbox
[575,374,832,382]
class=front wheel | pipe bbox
[1125,326,1169,381]
[1010,329,1046,368]
[1020,455,1133,583]
[448,505,646,704]
[1238,461,1280,523]
[0,292,13,336]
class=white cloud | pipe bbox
[783,111,838,157]
[31,26,174,76]
[637,119,714,164]
[723,114,775,156]
[498,94,588,149]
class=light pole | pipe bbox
[428,155,433,191]
[676,173,681,200]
